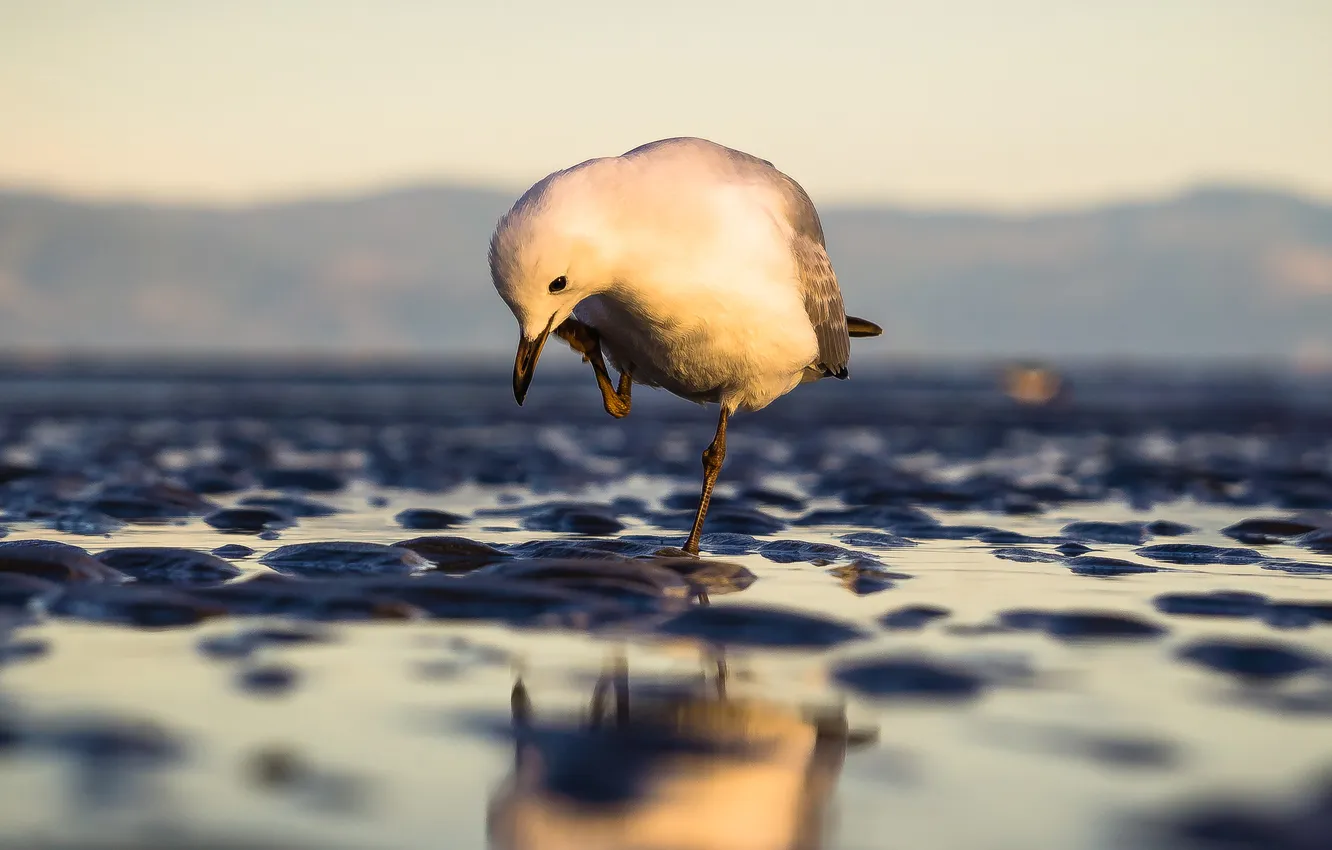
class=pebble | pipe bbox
[239,495,341,518]
[212,544,256,559]
[393,536,513,571]
[1134,543,1264,565]
[1177,639,1327,683]
[833,655,986,702]
[991,547,1066,563]
[1060,521,1148,545]
[1154,591,1270,619]
[1221,518,1320,545]
[757,539,871,565]
[997,608,1168,641]
[1064,555,1161,576]
[198,624,333,659]
[49,585,226,627]
[259,542,430,577]
[204,507,296,534]
[394,508,467,530]
[837,531,917,549]
[880,605,951,630]
[519,503,625,535]
[238,664,301,696]
[95,547,243,585]
[258,468,347,493]
[0,540,127,583]
[652,603,869,649]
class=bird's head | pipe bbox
[489,170,614,405]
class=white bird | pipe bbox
[489,137,882,554]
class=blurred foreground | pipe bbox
[0,359,1330,850]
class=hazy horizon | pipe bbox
[4,1,1331,211]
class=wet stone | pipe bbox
[260,542,429,577]
[838,532,918,549]
[259,468,347,493]
[895,524,996,541]
[394,536,514,571]
[238,664,300,696]
[204,507,295,534]
[50,510,126,536]
[95,547,243,585]
[1154,591,1269,619]
[1263,602,1332,630]
[1177,638,1327,683]
[0,539,127,583]
[181,467,253,494]
[357,574,630,627]
[89,483,217,522]
[394,508,467,530]
[833,655,985,702]
[212,543,255,559]
[0,573,61,611]
[49,585,226,628]
[1261,560,1332,576]
[652,603,869,649]
[0,637,49,665]
[191,574,421,621]
[1060,521,1148,545]
[1065,555,1160,576]
[501,539,648,561]
[239,495,341,518]
[998,608,1168,641]
[649,557,758,596]
[694,532,761,555]
[42,713,184,766]
[758,539,871,565]
[880,605,951,630]
[1298,530,1332,553]
[991,547,1066,564]
[468,559,691,612]
[198,623,333,659]
[1221,517,1320,545]
[1056,542,1093,556]
[976,530,1063,545]
[1135,543,1264,565]
[697,506,786,535]
[1161,784,1332,850]
[736,486,807,511]
[794,505,937,530]
[828,562,908,595]
[1145,520,1196,537]
[520,503,625,535]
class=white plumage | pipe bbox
[490,137,881,553]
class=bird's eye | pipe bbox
[548,276,567,293]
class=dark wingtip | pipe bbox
[847,316,883,338]
[822,366,850,380]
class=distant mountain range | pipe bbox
[1,183,1329,364]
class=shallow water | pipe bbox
[1,364,1331,849]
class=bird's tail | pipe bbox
[847,316,883,338]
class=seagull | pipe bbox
[489,137,882,555]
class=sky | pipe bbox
[2,0,1330,210]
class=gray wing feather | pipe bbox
[793,234,850,377]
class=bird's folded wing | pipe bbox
[793,234,851,378]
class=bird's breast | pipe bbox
[574,284,817,412]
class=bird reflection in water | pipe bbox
[487,651,876,850]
